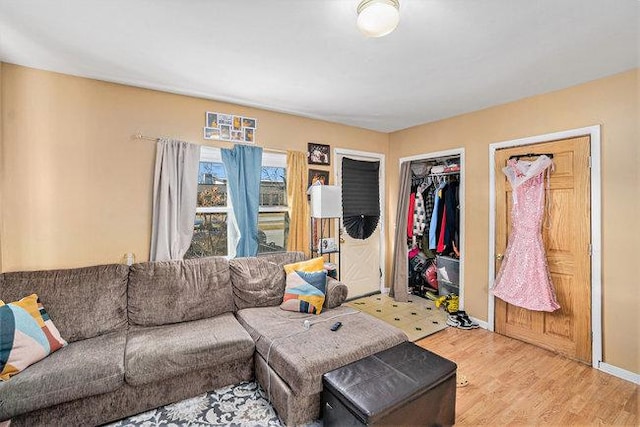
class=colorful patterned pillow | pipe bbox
[280,270,327,314]
[0,294,67,381]
[283,257,325,275]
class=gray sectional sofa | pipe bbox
[0,252,407,426]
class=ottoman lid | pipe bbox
[322,342,457,424]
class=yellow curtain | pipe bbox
[286,151,310,257]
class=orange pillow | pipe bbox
[283,257,325,275]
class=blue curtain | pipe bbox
[221,144,263,257]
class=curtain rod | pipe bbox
[133,133,288,154]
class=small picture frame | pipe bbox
[218,114,233,127]
[244,127,255,143]
[233,115,242,131]
[307,143,330,165]
[230,130,244,142]
[308,169,329,187]
[220,125,231,140]
[206,112,218,128]
[242,117,257,128]
[203,127,220,140]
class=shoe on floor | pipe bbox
[457,310,479,329]
[446,314,460,328]
[447,312,473,330]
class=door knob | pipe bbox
[496,254,504,261]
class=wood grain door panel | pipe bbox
[495,136,591,364]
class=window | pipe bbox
[185,148,288,258]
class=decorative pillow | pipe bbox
[280,270,327,314]
[282,257,325,275]
[0,294,67,381]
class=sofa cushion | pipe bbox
[124,312,255,386]
[229,252,306,310]
[236,306,407,396]
[0,330,126,420]
[229,258,286,310]
[0,294,67,381]
[258,251,306,266]
[128,256,233,326]
[0,264,129,342]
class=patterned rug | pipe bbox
[108,381,321,427]
[346,293,448,342]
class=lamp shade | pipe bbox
[310,185,342,218]
[357,0,400,38]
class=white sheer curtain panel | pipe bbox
[150,138,201,261]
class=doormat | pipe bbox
[346,293,448,342]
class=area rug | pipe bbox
[108,381,321,427]
[346,293,448,341]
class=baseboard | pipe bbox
[470,317,489,330]
[598,362,640,384]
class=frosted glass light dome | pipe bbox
[357,0,400,38]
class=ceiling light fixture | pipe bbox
[357,0,400,38]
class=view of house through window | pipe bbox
[185,148,288,258]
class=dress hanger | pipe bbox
[509,153,554,160]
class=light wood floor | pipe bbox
[416,327,638,426]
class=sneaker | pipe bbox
[457,311,479,329]
[447,311,474,330]
[446,314,460,328]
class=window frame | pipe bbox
[195,146,288,257]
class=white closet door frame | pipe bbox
[334,148,386,292]
[398,148,466,309]
[488,125,604,372]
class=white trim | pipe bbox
[334,148,387,293]
[398,148,466,310]
[598,363,640,385]
[487,125,602,369]
[470,317,489,330]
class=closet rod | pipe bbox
[133,133,287,154]
[509,152,554,160]
[429,170,460,177]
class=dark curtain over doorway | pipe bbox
[341,158,380,240]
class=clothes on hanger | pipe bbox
[406,160,460,296]
[492,155,560,312]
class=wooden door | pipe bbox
[494,136,591,363]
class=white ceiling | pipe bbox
[0,0,638,132]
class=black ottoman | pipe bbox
[322,342,457,426]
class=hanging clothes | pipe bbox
[407,193,416,239]
[441,180,459,254]
[428,181,447,250]
[492,155,560,312]
[413,189,427,237]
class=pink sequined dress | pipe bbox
[493,155,560,312]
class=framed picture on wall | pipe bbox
[206,112,218,128]
[203,111,257,143]
[204,127,221,140]
[307,143,330,165]
[308,169,329,187]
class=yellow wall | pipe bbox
[0,64,388,271]
[1,63,638,374]
[387,69,639,373]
